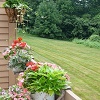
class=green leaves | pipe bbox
[8,49,32,70]
[23,65,68,95]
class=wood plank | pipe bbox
[9,23,16,45]
[0,8,6,14]
[0,77,9,82]
[0,33,9,39]
[0,28,8,33]
[0,59,8,65]
[0,53,3,58]
[0,83,8,89]
[0,40,8,46]
[65,90,82,100]
[0,71,8,77]
[0,0,4,7]
[0,46,8,52]
[0,65,8,71]
[0,15,8,21]
[0,22,8,27]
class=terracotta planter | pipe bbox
[30,92,55,100]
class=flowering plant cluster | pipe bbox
[18,61,70,95]
[2,37,70,97]
[2,37,33,73]
[0,85,30,100]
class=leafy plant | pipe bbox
[73,38,100,49]
[33,0,62,39]
[8,49,32,70]
[18,62,70,95]
[89,35,100,42]
[3,0,28,9]
[2,37,33,72]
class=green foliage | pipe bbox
[24,0,100,40]
[89,35,100,42]
[23,64,68,95]
[72,16,92,39]
[24,0,42,27]
[33,0,62,39]
[90,13,100,35]
[73,38,100,49]
[3,0,28,9]
[56,0,75,39]
[8,49,32,70]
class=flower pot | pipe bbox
[30,92,55,100]
[12,68,24,74]
[5,8,25,23]
[5,8,16,22]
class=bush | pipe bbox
[73,38,100,49]
[89,35,100,42]
[33,0,62,39]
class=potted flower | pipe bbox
[18,62,70,100]
[2,37,34,73]
[0,85,30,100]
[3,0,30,22]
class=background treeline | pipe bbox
[24,0,100,42]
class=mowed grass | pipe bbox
[18,33,100,100]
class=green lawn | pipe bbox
[18,32,100,100]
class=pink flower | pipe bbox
[17,81,23,87]
[19,72,24,76]
[2,48,11,56]
[23,88,28,93]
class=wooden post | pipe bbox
[8,23,17,86]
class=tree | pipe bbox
[33,0,62,39]
[56,0,75,39]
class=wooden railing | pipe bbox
[64,90,82,100]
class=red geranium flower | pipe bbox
[13,40,19,44]
[19,42,26,48]
[18,37,22,42]
[31,64,39,71]
[12,43,17,48]
[26,61,35,67]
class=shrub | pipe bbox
[73,38,100,49]
[89,35,100,42]
[33,0,62,39]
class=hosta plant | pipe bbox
[18,62,70,96]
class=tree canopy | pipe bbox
[24,0,100,39]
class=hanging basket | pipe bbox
[5,8,25,23]
[5,8,16,22]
